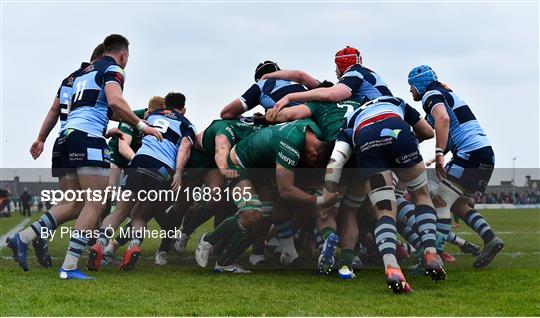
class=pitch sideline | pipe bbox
[0,217,31,249]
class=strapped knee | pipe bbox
[368,173,395,211]
[434,179,462,217]
[405,170,428,192]
[342,193,365,209]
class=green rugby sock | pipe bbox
[218,231,254,266]
[204,215,241,246]
[339,249,356,269]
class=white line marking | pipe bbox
[454,231,540,235]
[0,218,31,249]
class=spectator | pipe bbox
[20,188,32,217]
[0,187,11,218]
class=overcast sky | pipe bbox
[1,1,538,178]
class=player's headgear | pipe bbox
[255,61,280,82]
[335,46,362,75]
[408,65,438,95]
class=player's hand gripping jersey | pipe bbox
[337,97,422,177]
[201,118,265,156]
[421,82,492,160]
[108,108,147,168]
[338,64,393,104]
[240,79,308,110]
[65,56,125,136]
[234,119,321,170]
[136,108,196,170]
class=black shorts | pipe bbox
[63,129,110,169]
[446,146,495,195]
[124,155,174,193]
[51,133,70,177]
[354,117,423,179]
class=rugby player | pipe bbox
[195,119,336,273]
[408,65,504,268]
[115,92,195,270]
[263,46,397,276]
[6,43,105,271]
[55,34,162,279]
[220,61,314,119]
[92,96,166,267]
[323,96,447,293]
[174,117,265,254]
[268,46,392,120]
[107,96,166,204]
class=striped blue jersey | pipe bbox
[421,82,490,158]
[338,65,393,104]
[240,79,307,110]
[55,62,90,134]
[136,109,196,170]
[64,56,125,136]
[337,97,420,147]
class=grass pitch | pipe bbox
[1,209,539,316]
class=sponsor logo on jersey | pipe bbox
[394,150,420,164]
[359,138,393,152]
[380,128,401,139]
[279,141,300,157]
[278,152,297,167]
[225,127,236,142]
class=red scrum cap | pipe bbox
[335,46,362,75]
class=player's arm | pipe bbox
[404,103,434,141]
[118,133,135,161]
[323,140,353,193]
[220,99,245,119]
[431,104,450,154]
[275,165,317,206]
[413,118,435,141]
[271,84,351,120]
[265,104,312,124]
[30,96,61,159]
[221,84,262,119]
[261,70,320,89]
[431,103,450,178]
[276,165,337,207]
[105,84,162,141]
[214,134,238,178]
[171,137,192,192]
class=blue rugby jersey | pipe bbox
[337,97,420,147]
[421,82,491,159]
[55,62,90,134]
[338,64,393,104]
[239,79,307,110]
[65,56,125,136]
[136,109,196,170]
